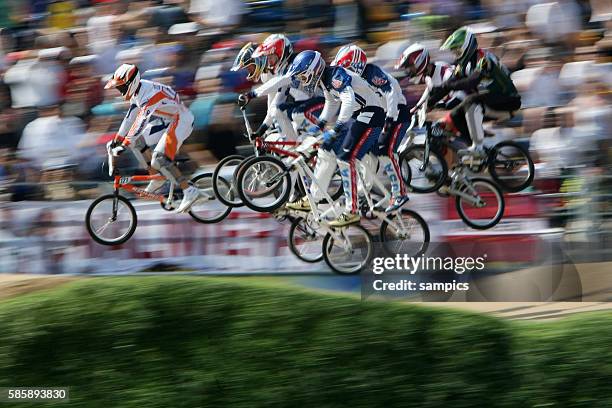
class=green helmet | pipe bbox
[441,26,477,65]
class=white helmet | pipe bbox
[395,43,430,78]
[105,64,141,100]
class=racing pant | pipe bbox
[450,93,521,148]
[375,104,409,197]
[150,107,194,184]
[309,122,347,202]
[152,107,194,160]
[337,107,385,214]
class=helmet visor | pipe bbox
[116,83,129,96]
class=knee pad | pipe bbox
[151,151,172,171]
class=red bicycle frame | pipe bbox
[113,174,167,203]
[254,137,300,158]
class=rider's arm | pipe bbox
[116,103,138,140]
[318,89,340,128]
[333,86,356,133]
[443,70,482,92]
[253,75,292,98]
[384,79,400,122]
[261,87,290,128]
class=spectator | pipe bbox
[188,0,245,31]
[18,104,86,170]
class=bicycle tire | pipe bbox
[488,141,535,192]
[188,173,233,224]
[85,194,137,246]
[322,224,373,275]
[455,177,505,230]
[235,155,292,212]
[213,154,245,207]
[400,145,447,193]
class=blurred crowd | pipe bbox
[0,0,610,224]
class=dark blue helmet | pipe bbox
[286,50,325,95]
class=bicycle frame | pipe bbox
[107,144,177,210]
[400,105,488,208]
[241,109,300,159]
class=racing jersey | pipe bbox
[449,49,518,97]
[252,55,313,128]
[418,61,464,107]
[318,66,386,131]
[361,63,404,121]
[117,79,187,145]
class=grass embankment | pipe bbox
[0,277,610,407]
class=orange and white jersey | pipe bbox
[117,79,191,145]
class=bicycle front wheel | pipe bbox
[380,209,430,257]
[323,224,373,275]
[236,156,292,212]
[288,217,324,263]
[188,173,232,224]
[85,194,137,246]
[400,145,447,193]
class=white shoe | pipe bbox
[145,178,166,193]
[175,186,202,213]
[458,145,486,159]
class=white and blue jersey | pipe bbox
[360,63,406,122]
[318,65,386,132]
[252,57,323,134]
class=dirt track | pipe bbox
[0,274,79,300]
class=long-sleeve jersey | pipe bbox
[361,63,403,121]
[446,49,518,97]
[251,56,314,128]
[117,79,187,145]
[415,61,465,108]
[318,66,386,131]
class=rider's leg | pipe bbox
[151,110,199,213]
[129,135,152,170]
[332,121,378,226]
[464,102,485,153]
[379,120,410,212]
[139,121,170,192]
[286,127,345,211]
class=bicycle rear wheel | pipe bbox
[488,141,534,192]
[85,194,137,246]
[188,173,232,224]
[213,154,245,207]
[323,224,373,275]
[455,177,505,230]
